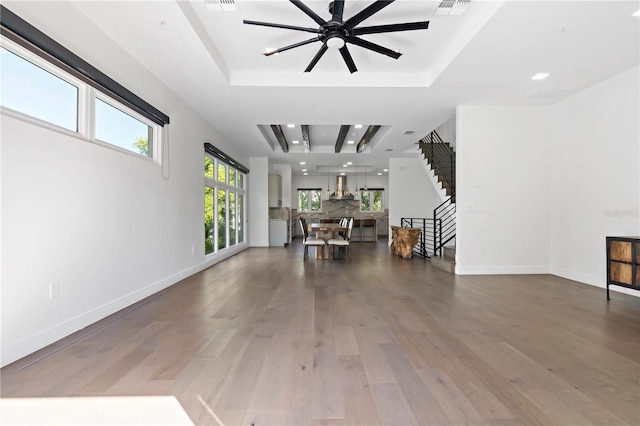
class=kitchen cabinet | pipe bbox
[268,174,282,208]
[269,219,288,246]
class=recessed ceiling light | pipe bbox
[633,10,640,17]
[383,169,389,172]
[303,172,308,176]
[354,124,363,129]
[347,140,354,144]
[287,124,295,128]
[531,72,550,80]
[340,172,346,176]
[302,168,307,172]
[300,161,306,165]
[343,164,348,167]
[292,140,300,144]
[347,161,353,165]
[377,172,382,175]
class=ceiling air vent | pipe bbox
[435,0,471,16]
[205,0,237,12]
[525,88,574,103]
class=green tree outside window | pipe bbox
[218,189,227,249]
[204,156,214,179]
[298,189,321,212]
[360,190,383,212]
[205,187,214,254]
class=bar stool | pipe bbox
[361,218,377,242]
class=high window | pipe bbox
[298,189,322,212]
[360,189,384,212]
[204,154,246,255]
[0,7,169,160]
[0,41,162,160]
[0,47,79,132]
[94,97,155,157]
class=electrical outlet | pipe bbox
[49,282,60,299]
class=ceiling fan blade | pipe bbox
[349,36,402,59]
[265,37,321,56]
[346,0,395,28]
[304,44,328,72]
[243,20,320,35]
[354,21,429,35]
[290,0,327,26]
[332,0,345,22]
[339,45,358,73]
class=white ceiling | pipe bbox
[66,0,638,176]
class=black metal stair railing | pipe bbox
[400,218,434,258]
[433,197,456,256]
[401,196,456,259]
[418,131,456,200]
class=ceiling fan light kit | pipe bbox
[326,35,345,50]
[243,0,430,73]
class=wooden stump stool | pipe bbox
[391,226,421,258]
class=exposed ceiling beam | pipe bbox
[357,125,381,153]
[270,125,289,153]
[334,125,350,153]
[301,124,311,153]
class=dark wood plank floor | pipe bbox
[2,239,639,425]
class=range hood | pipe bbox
[328,176,354,201]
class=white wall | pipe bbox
[456,66,639,293]
[436,115,457,148]
[0,3,249,366]
[249,157,269,246]
[388,157,444,232]
[549,67,640,290]
[456,106,551,274]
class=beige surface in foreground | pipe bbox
[0,395,194,425]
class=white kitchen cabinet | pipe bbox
[268,174,282,207]
[269,219,288,246]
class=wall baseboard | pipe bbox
[551,266,640,298]
[456,265,550,275]
[1,244,248,367]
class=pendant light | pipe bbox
[364,166,368,192]
[344,166,349,195]
[355,166,359,199]
[326,165,331,197]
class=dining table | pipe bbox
[307,222,348,259]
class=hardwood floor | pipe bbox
[2,239,639,425]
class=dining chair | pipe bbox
[334,217,348,240]
[328,217,354,262]
[299,218,326,260]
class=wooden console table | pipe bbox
[391,226,421,259]
[606,236,640,300]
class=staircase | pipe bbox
[430,246,456,273]
[418,131,456,202]
[419,131,456,273]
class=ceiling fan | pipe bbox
[243,0,429,73]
